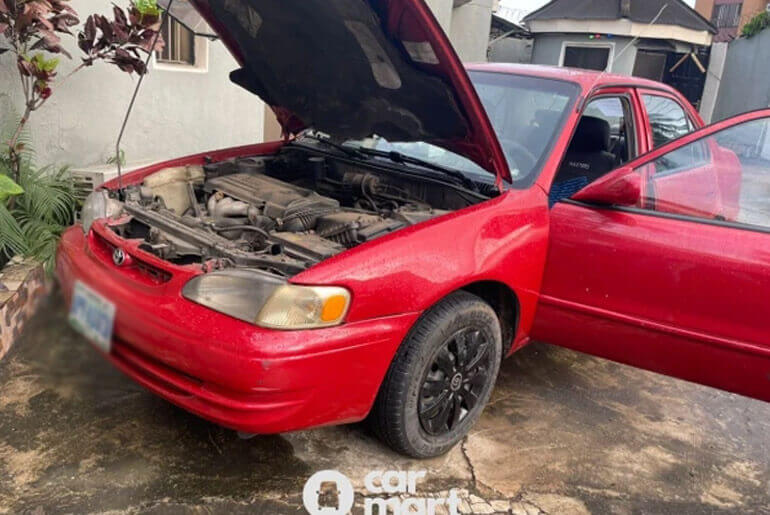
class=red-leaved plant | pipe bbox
[0,0,164,185]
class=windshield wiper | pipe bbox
[354,147,478,191]
[298,133,369,160]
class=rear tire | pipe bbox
[370,291,502,458]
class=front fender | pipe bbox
[292,187,551,338]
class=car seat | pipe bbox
[550,116,617,206]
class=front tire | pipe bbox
[370,291,502,458]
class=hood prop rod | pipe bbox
[114,0,175,197]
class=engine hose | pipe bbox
[280,207,337,231]
[212,224,270,240]
[362,175,381,215]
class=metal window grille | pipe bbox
[712,3,743,28]
[157,17,195,65]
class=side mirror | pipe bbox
[571,167,641,207]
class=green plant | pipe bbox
[12,163,76,271]
[741,11,770,38]
[0,173,24,202]
[0,0,162,271]
[0,117,76,272]
[1,0,165,184]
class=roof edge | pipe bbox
[523,0,717,35]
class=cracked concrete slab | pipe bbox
[1,292,769,514]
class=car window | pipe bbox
[642,95,694,148]
[638,116,770,229]
[653,138,711,175]
[469,71,579,186]
[583,96,635,165]
[549,95,635,206]
[343,73,579,189]
[585,97,625,133]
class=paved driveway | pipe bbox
[1,293,769,514]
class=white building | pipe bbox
[0,0,264,170]
[1,0,495,170]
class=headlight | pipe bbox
[182,269,285,324]
[182,270,351,330]
[255,284,351,330]
[81,190,122,234]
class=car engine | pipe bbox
[105,146,491,277]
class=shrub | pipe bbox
[0,0,164,271]
[0,114,76,272]
[0,0,164,186]
[741,11,770,38]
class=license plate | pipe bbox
[69,281,116,354]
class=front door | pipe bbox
[532,110,770,401]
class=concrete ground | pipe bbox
[1,293,769,514]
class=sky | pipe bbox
[499,0,696,23]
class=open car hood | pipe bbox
[187,0,510,184]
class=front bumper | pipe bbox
[56,225,419,433]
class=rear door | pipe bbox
[638,90,724,217]
[533,110,770,401]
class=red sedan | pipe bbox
[57,0,770,458]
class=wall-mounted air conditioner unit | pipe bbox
[70,162,154,201]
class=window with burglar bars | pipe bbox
[712,2,743,28]
[157,17,195,66]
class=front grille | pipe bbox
[91,230,172,285]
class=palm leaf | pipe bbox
[15,165,76,226]
[1,101,77,273]
[0,202,29,260]
[16,214,63,272]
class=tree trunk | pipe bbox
[7,106,31,185]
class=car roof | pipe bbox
[465,63,678,95]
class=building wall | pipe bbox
[742,0,770,25]
[425,0,495,62]
[695,0,769,38]
[530,34,638,76]
[699,41,729,123]
[425,0,454,32]
[695,0,716,20]
[712,27,770,121]
[449,0,496,62]
[0,0,264,169]
[489,38,533,63]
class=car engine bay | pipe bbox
[105,145,494,277]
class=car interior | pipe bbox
[550,96,635,205]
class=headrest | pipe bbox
[569,116,611,153]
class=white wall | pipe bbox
[449,0,496,62]
[425,0,495,62]
[699,42,728,123]
[0,0,264,169]
[489,38,533,63]
[425,0,454,32]
[530,34,638,75]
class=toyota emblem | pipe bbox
[112,248,126,267]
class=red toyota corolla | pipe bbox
[58,0,770,458]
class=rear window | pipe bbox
[642,95,695,148]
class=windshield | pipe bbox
[343,72,579,188]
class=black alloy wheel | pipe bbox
[369,291,503,458]
[418,328,492,436]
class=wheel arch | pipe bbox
[459,280,520,354]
